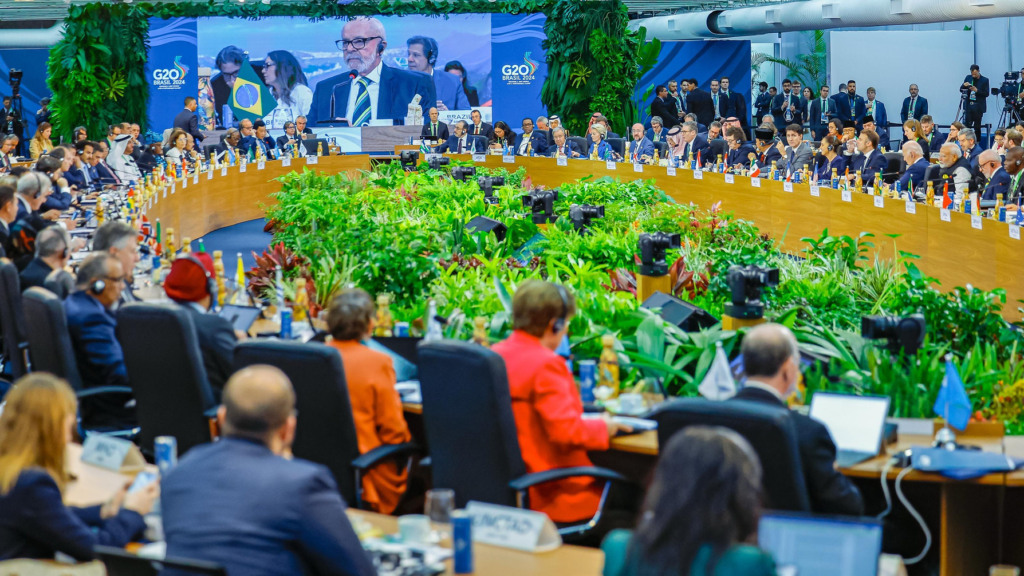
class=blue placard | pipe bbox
[491,13,548,126]
[146,18,199,132]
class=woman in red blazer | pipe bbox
[492,280,628,523]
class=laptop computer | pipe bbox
[758,512,883,576]
[809,392,890,468]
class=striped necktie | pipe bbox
[352,77,373,127]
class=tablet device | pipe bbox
[218,305,261,333]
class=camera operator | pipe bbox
[1,95,22,156]
[962,64,989,138]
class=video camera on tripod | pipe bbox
[996,71,1021,103]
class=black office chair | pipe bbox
[43,269,74,300]
[202,144,221,161]
[649,398,811,512]
[22,288,135,436]
[232,340,419,509]
[883,152,904,185]
[418,340,633,540]
[569,136,589,156]
[653,141,669,158]
[301,138,329,156]
[708,139,729,163]
[606,137,625,158]
[466,135,488,155]
[97,546,226,576]
[116,303,217,456]
[0,259,29,378]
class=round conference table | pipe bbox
[141,152,1024,575]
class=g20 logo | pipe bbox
[502,64,533,76]
[152,56,190,86]
[153,68,184,81]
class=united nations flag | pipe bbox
[230,57,277,122]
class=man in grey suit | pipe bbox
[780,123,813,175]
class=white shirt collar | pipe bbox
[364,60,383,84]
[743,379,786,402]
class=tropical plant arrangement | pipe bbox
[259,161,1024,432]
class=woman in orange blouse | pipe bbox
[325,289,412,514]
[491,280,629,523]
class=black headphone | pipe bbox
[552,284,569,333]
[377,40,386,54]
[178,254,217,303]
[90,277,106,295]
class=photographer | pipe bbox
[1,96,22,156]
[962,64,989,138]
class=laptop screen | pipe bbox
[809,392,890,454]
[759,513,882,576]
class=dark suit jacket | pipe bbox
[754,145,783,171]
[173,109,204,143]
[19,257,54,292]
[808,97,837,139]
[851,150,890,186]
[965,144,984,172]
[897,158,930,192]
[964,74,990,113]
[421,121,450,143]
[0,222,10,259]
[815,154,848,182]
[514,130,548,156]
[468,122,494,141]
[162,437,376,576]
[732,386,864,516]
[94,160,121,186]
[926,130,945,154]
[0,469,146,561]
[276,134,302,151]
[440,134,472,154]
[727,143,756,168]
[240,135,275,157]
[710,91,730,120]
[63,166,88,191]
[677,134,711,165]
[549,139,582,158]
[180,304,236,402]
[982,167,1012,201]
[754,91,773,120]
[309,65,436,125]
[650,96,679,128]
[65,291,133,426]
[725,91,748,126]
[901,96,928,122]
[771,92,801,127]
[687,89,716,128]
[626,137,656,163]
[834,93,866,124]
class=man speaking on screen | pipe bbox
[308,16,435,126]
[406,36,470,112]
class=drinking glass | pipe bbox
[425,488,455,542]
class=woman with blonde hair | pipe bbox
[0,374,157,560]
[29,122,53,160]
[903,119,931,161]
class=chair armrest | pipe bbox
[203,406,220,420]
[351,442,420,471]
[75,386,134,399]
[509,466,632,492]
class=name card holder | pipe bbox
[605,160,616,171]
[207,168,213,180]
[162,186,167,199]
[633,163,643,173]
[750,177,761,188]
[809,185,820,197]
[841,189,852,202]
[1011,224,1021,240]
[873,196,884,208]
[240,163,247,173]
[282,156,292,167]
[666,166,676,177]
[193,172,199,185]
[306,156,319,165]
[692,169,703,180]
[221,166,228,177]
[940,209,951,222]
[905,201,916,214]
[556,156,568,167]
[725,174,735,184]
[783,182,793,193]
[182,177,187,189]
[971,214,983,230]
[81,434,146,474]
[472,154,487,163]
[503,155,516,164]
[466,501,561,553]
[257,160,266,171]
[171,182,176,195]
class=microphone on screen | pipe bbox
[348,70,359,80]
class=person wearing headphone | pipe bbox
[307,17,435,126]
[813,134,847,183]
[11,172,58,268]
[491,280,631,525]
[163,252,240,401]
[65,253,135,428]
[0,185,18,258]
[406,35,469,112]
[18,225,71,291]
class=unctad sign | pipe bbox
[501,52,539,86]
[152,55,189,90]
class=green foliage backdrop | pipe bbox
[48,0,646,140]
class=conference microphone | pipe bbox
[326,70,362,124]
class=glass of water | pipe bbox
[424,488,455,542]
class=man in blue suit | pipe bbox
[239,120,275,159]
[407,36,470,111]
[627,123,655,164]
[862,116,890,152]
[771,79,799,128]
[709,79,730,121]
[467,109,494,141]
[808,85,835,141]
[173,97,204,144]
[440,120,472,154]
[515,118,547,156]
[548,127,582,158]
[725,126,755,170]
[900,84,928,123]
[978,149,1011,201]
[753,82,772,126]
[65,253,135,427]
[308,17,435,125]
[161,365,376,576]
[645,116,668,143]
[678,120,711,166]
[864,88,889,145]
[849,130,889,187]
[897,140,930,194]
[921,115,945,155]
[834,80,866,127]
[752,127,782,171]
[958,128,984,172]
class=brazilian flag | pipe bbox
[230,57,277,122]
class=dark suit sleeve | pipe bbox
[188,114,203,143]
[803,420,864,516]
[81,310,129,387]
[295,470,376,576]
[17,474,145,561]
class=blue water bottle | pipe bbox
[280,308,293,340]
[452,510,473,574]
[578,360,596,403]
[155,436,178,475]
